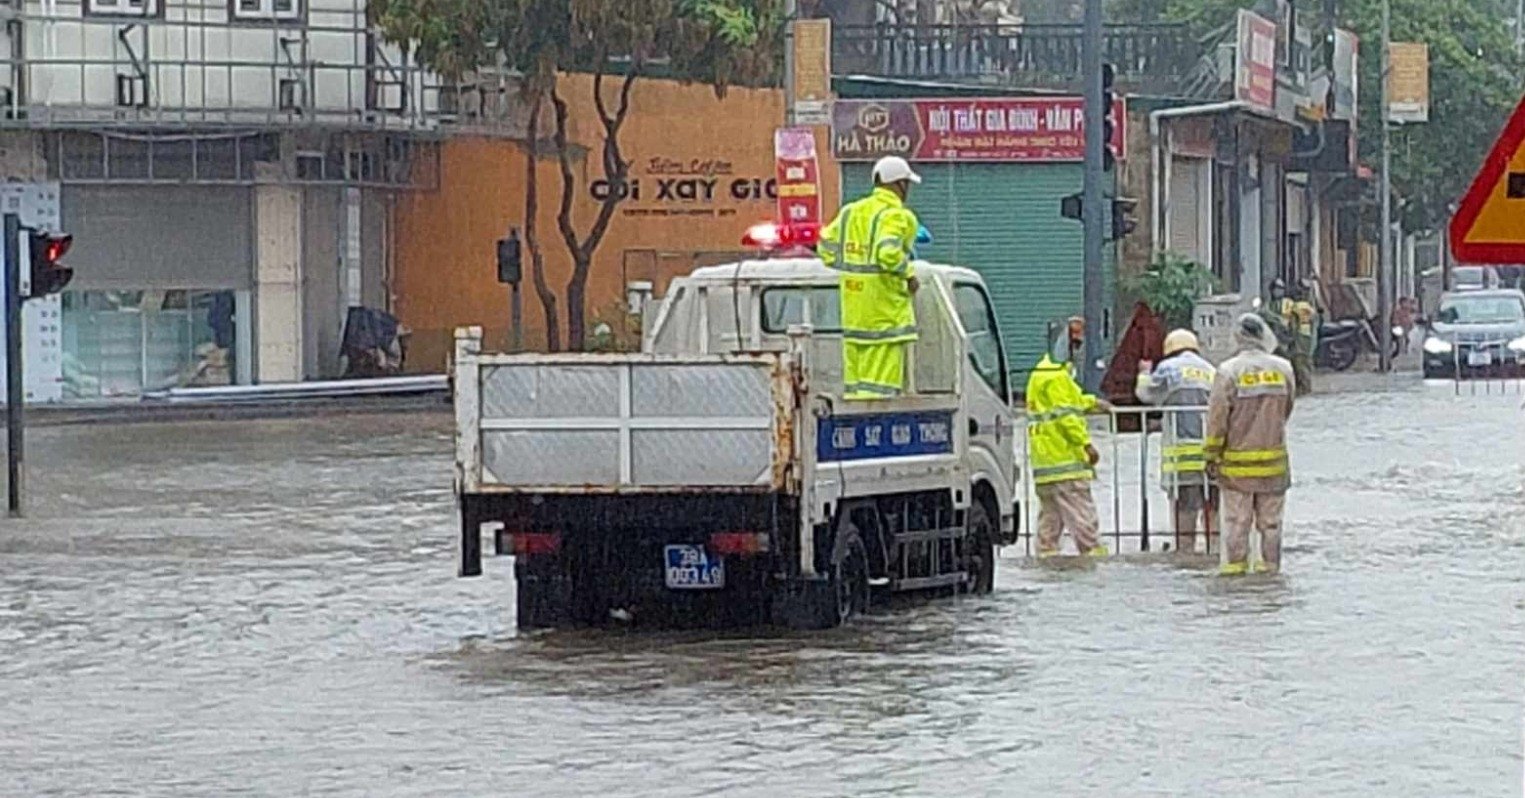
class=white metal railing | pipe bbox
[0,0,462,129]
[1018,404,1218,557]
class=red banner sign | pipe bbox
[831,97,1126,163]
[774,127,822,239]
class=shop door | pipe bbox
[61,186,252,398]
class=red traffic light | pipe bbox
[26,231,74,299]
[42,234,71,263]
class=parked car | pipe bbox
[1450,265,1499,292]
[1421,289,1525,379]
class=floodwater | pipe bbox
[2,377,1522,796]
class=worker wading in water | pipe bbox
[1026,317,1112,558]
[1267,279,1316,397]
[1205,314,1297,575]
[818,156,922,399]
[1135,329,1218,554]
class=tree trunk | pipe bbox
[565,256,590,350]
[551,69,637,353]
[523,88,560,352]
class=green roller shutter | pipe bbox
[842,162,1114,378]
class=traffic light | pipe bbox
[496,228,522,285]
[1060,192,1083,221]
[1111,197,1139,240]
[1101,62,1118,172]
[25,230,72,299]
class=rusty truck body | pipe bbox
[453,258,1022,629]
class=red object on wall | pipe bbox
[1101,303,1167,432]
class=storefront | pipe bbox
[60,185,253,399]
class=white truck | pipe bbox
[452,257,1023,629]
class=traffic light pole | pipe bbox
[4,213,23,517]
[1080,0,1106,390]
[510,283,522,351]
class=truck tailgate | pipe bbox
[454,343,791,493]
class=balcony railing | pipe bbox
[833,23,1207,97]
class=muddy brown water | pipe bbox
[1,379,1521,795]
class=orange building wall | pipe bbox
[393,73,840,368]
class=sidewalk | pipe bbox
[17,392,451,427]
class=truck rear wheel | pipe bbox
[961,500,996,595]
[831,526,871,626]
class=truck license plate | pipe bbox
[664,545,725,590]
[1468,350,1492,367]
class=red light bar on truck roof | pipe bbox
[740,222,821,252]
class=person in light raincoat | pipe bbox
[1205,314,1297,575]
[1135,329,1218,554]
[817,156,922,399]
[1025,317,1112,558]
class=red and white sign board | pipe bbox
[774,127,822,239]
[1449,95,1525,264]
[1235,10,1277,112]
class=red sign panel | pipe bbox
[831,97,1126,163]
[773,127,822,240]
[1450,94,1525,263]
[1235,10,1278,111]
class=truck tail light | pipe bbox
[507,532,561,557]
[709,532,770,556]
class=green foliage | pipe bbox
[373,0,784,349]
[1119,0,1524,235]
[1126,253,1217,330]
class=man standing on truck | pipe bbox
[1026,318,1111,558]
[1135,329,1217,554]
[818,155,922,399]
[1205,314,1296,576]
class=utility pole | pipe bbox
[1378,0,1393,373]
[1080,0,1105,390]
[784,0,798,127]
[4,214,23,517]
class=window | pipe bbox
[86,0,155,16]
[233,0,301,21]
[760,287,840,334]
[62,290,239,399]
[1436,296,1525,325]
[952,283,1008,400]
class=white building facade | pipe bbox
[0,0,453,400]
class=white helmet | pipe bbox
[1162,329,1200,356]
[872,155,922,185]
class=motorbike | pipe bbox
[1314,316,1405,372]
[340,306,410,378]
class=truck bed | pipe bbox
[453,342,793,494]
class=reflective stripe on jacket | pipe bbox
[817,187,919,344]
[1205,347,1296,493]
[1025,354,1097,486]
[1135,350,1215,488]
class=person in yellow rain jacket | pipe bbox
[1205,314,1297,576]
[818,156,922,399]
[1025,318,1112,558]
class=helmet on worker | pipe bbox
[1162,329,1201,357]
[1235,313,1278,352]
[872,156,921,200]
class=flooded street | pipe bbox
[2,378,1522,796]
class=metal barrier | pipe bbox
[1018,404,1218,558]
[1433,342,1525,397]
